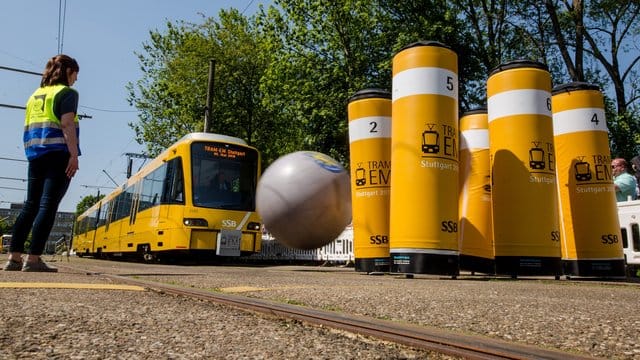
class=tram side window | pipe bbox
[104,199,115,231]
[95,207,101,229]
[87,209,98,231]
[77,209,96,234]
[112,194,122,221]
[97,200,108,227]
[125,186,136,217]
[632,223,640,252]
[76,218,86,234]
[162,157,184,204]
[139,164,167,212]
[113,187,134,222]
[139,176,153,212]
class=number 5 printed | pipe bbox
[446,76,454,91]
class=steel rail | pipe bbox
[96,273,596,360]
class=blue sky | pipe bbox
[0,0,271,212]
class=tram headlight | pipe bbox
[247,222,261,231]
[183,218,208,227]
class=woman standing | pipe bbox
[2,54,80,272]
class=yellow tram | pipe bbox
[73,133,262,261]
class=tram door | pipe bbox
[127,182,142,247]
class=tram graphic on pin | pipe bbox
[574,157,592,181]
[421,124,440,154]
[355,166,366,186]
[529,142,545,170]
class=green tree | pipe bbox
[580,0,640,159]
[126,1,520,164]
[0,218,12,236]
[126,1,638,163]
[258,0,394,164]
[127,18,217,156]
[76,194,104,217]
[378,0,484,109]
[127,9,278,164]
[453,0,640,159]
[523,0,640,159]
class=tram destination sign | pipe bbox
[204,144,247,160]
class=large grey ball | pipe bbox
[256,151,351,249]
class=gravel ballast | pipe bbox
[2,257,639,359]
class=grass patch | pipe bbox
[285,298,306,306]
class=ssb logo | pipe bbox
[441,220,458,233]
[369,234,389,245]
[222,219,237,228]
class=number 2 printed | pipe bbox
[369,121,378,133]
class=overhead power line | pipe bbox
[0,65,99,119]
[0,176,26,182]
[81,185,114,190]
[0,103,27,110]
[0,102,93,119]
[241,0,256,14]
[0,65,41,76]
[1,66,136,115]
[0,157,27,163]
[80,105,138,113]
[0,186,26,191]
[1,65,126,118]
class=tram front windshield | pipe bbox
[191,142,258,210]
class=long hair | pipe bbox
[40,54,79,87]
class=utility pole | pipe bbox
[203,59,215,133]
[124,152,151,178]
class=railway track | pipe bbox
[85,270,596,360]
